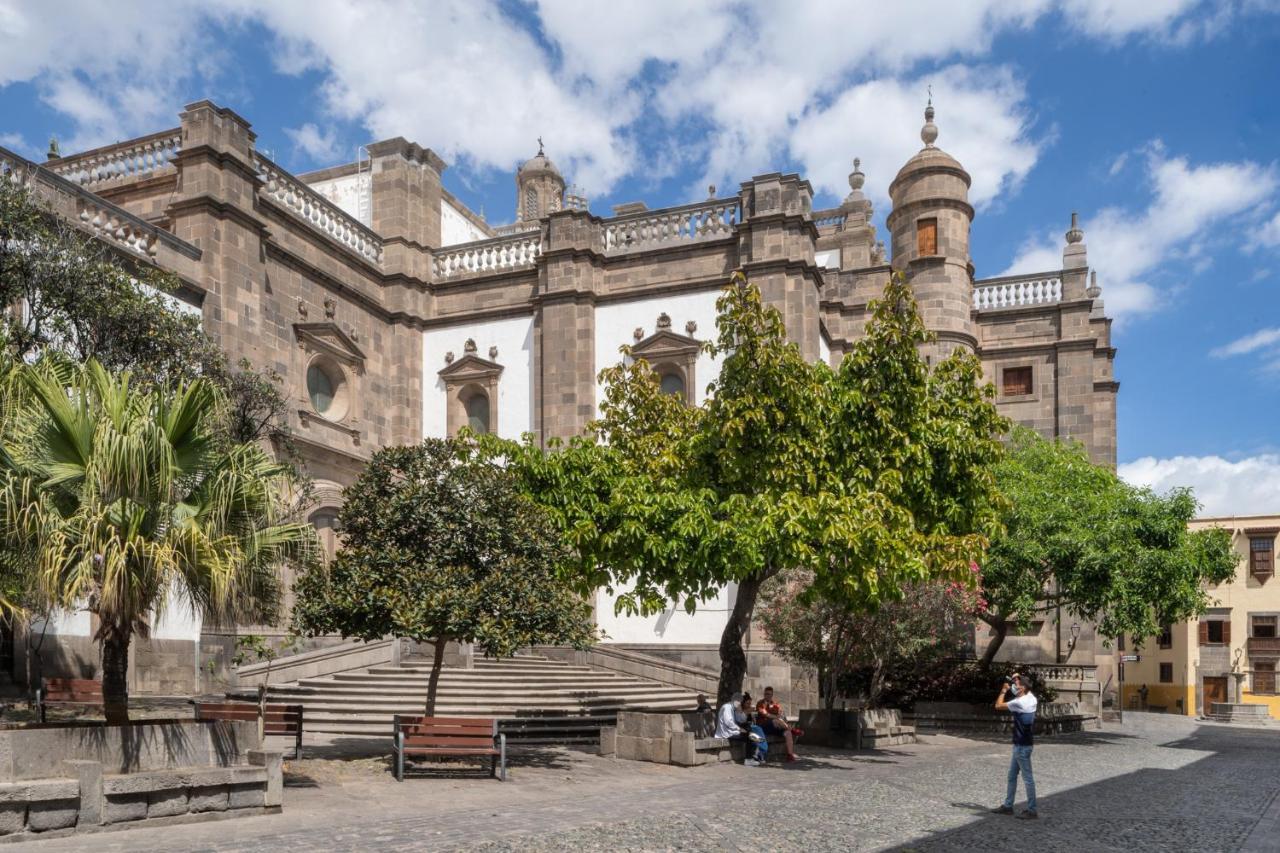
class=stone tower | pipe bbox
[515,139,566,223]
[886,100,976,360]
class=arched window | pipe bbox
[465,392,490,434]
[308,507,342,562]
[659,372,685,398]
[307,363,336,414]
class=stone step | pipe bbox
[291,676,673,692]
[337,669,622,682]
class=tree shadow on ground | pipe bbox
[889,723,1280,852]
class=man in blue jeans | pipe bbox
[991,672,1038,819]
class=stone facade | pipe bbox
[0,98,1118,693]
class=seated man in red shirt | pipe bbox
[756,686,798,762]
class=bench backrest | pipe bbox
[42,678,103,703]
[194,702,303,736]
[395,715,498,749]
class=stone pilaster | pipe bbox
[535,208,602,444]
[737,173,823,362]
[367,137,446,252]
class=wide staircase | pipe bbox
[257,652,701,742]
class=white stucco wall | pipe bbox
[150,593,203,642]
[421,315,536,440]
[815,248,840,269]
[819,328,831,365]
[30,609,91,638]
[441,199,490,247]
[305,172,370,226]
[594,289,724,409]
[595,582,734,645]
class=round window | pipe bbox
[465,392,490,434]
[307,363,336,414]
[659,372,685,398]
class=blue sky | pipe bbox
[2,0,1279,514]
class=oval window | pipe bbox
[307,363,336,414]
[466,393,490,434]
[659,372,685,398]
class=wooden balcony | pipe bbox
[1247,636,1280,656]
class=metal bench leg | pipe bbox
[499,733,507,782]
[395,730,404,782]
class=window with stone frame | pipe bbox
[1252,614,1278,639]
[1157,624,1173,649]
[438,340,503,437]
[630,314,700,407]
[917,217,938,256]
[1159,662,1173,683]
[1249,534,1275,582]
[1254,661,1277,695]
[1200,618,1229,645]
[1001,366,1033,397]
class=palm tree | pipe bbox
[0,359,315,723]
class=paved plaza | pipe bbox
[10,713,1279,852]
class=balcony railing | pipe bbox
[433,232,542,280]
[602,198,740,253]
[1,145,201,262]
[973,274,1063,311]
[46,129,182,188]
[253,153,383,266]
[812,207,846,229]
[1247,636,1280,655]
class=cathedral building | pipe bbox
[0,98,1117,698]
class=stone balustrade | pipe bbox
[46,130,182,188]
[433,232,542,279]
[253,153,383,266]
[2,144,200,263]
[973,275,1063,310]
[812,207,846,229]
[603,198,740,253]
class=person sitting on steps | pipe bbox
[756,686,799,762]
[715,692,767,766]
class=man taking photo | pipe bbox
[991,672,1038,819]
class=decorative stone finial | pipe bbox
[921,100,938,148]
[1065,211,1084,245]
[537,136,544,156]
[297,299,308,318]
[685,320,697,335]
[46,136,60,160]
[873,240,886,264]
[1086,270,1102,299]
[488,345,499,359]
[633,327,644,341]
[656,312,672,330]
[708,184,716,198]
[444,351,454,364]
[464,338,477,353]
[849,158,865,193]
[324,297,336,319]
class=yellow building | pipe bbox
[1121,514,1280,719]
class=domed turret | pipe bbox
[516,138,566,223]
[885,99,977,358]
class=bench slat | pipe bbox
[198,711,301,722]
[403,735,495,748]
[402,747,499,756]
[397,716,496,727]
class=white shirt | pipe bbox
[1007,692,1038,714]
[715,702,744,739]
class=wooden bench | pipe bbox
[36,678,103,723]
[393,715,506,782]
[194,702,304,759]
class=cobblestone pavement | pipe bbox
[11,713,1280,852]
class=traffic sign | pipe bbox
[1122,654,1139,662]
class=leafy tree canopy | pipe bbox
[291,438,599,715]
[978,427,1239,663]
[484,272,1007,703]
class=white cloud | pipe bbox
[285,123,343,164]
[789,65,1041,212]
[1210,327,1280,358]
[1003,145,1278,320]
[0,132,28,153]
[1119,454,1280,517]
[0,0,1272,196]
[1250,210,1280,250]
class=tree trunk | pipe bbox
[980,617,1009,668]
[101,629,131,725]
[716,574,764,706]
[424,637,447,717]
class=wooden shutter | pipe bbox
[1002,367,1033,397]
[917,218,938,256]
[1251,537,1274,579]
[1223,620,1231,645]
[1256,663,1277,695]
[1199,621,1209,646]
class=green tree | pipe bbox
[0,359,315,723]
[0,176,222,387]
[759,570,983,708]
[978,427,1239,664]
[290,439,599,716]
[487,272,1006,704]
